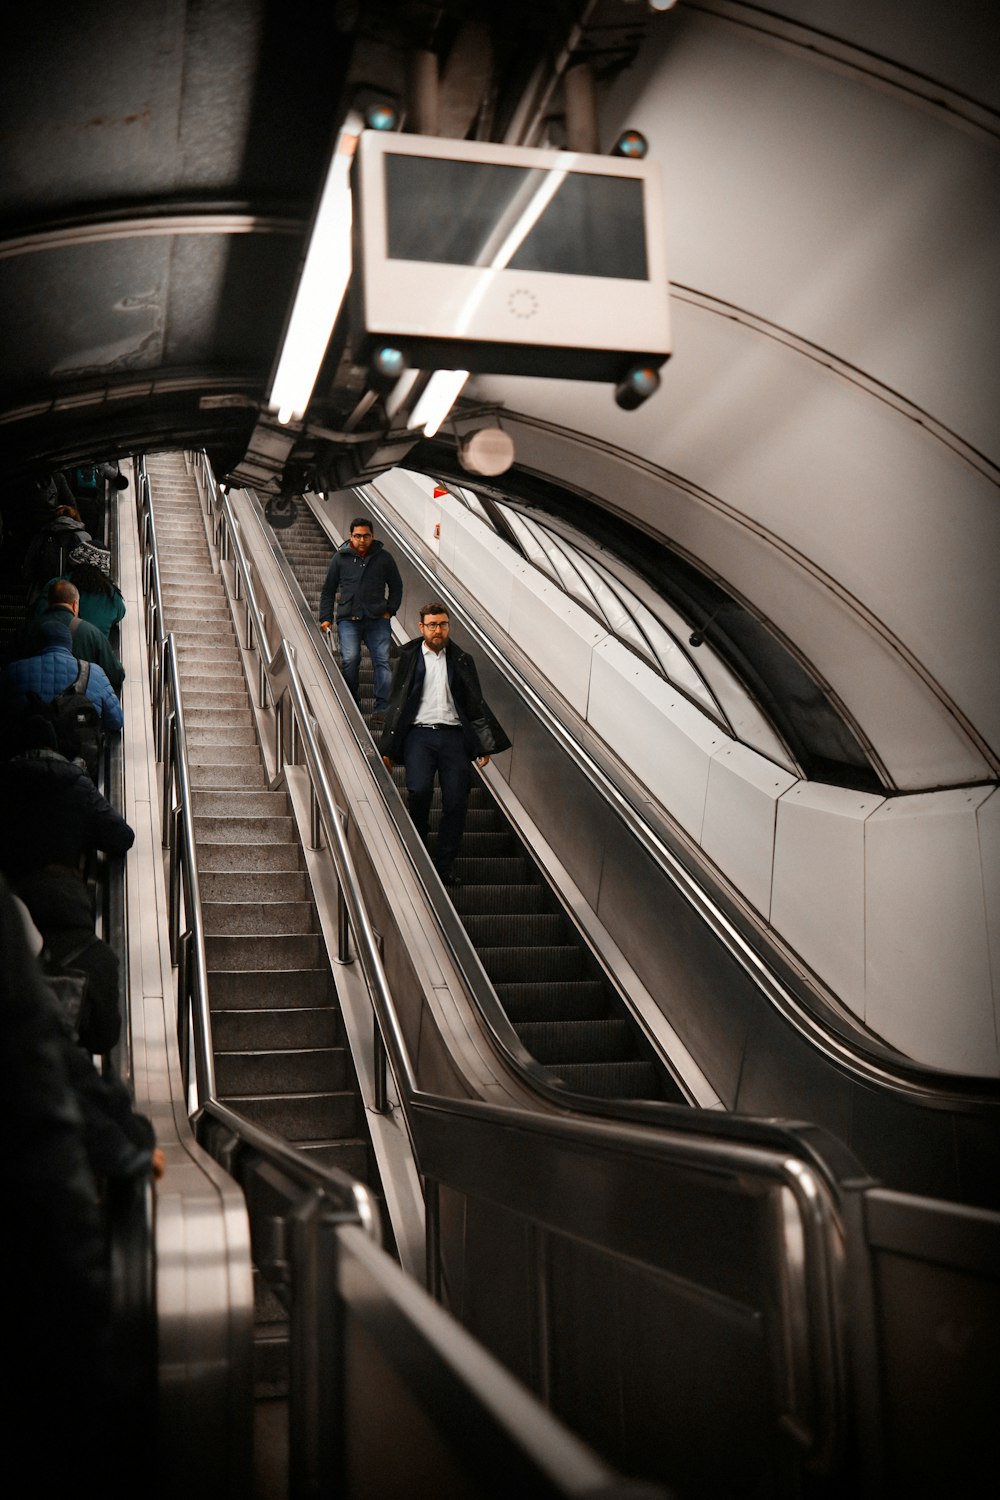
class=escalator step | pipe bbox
[516,1018,635,1063]
[444,830,520,858]
[495,980,611,1021]
[460,913,569,947]
[545,1059,662,1100]
[480,944,590,983]
[452,855,534,883]
[450,884,554,916]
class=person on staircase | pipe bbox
[318,516,402,723]
[1,620,125,769]
[379,602,510,888]
[19,577,124,693]
[24,540,126,641]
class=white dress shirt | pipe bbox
[413,643,461,725]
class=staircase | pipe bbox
[144,454,385,1414]
[273,501,676,1103]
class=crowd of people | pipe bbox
[0,461,162,1470]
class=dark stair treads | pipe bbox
[210,1005,341,1051]
[253,1273,289,1398]
[545,1059,662,1100]
[479,944,592,984]
[208,970,334,1008]
[298,1139,372,1178]
[450,883,553,916]
[495,980,612,1022]
[514,1018,637,1064]
[204,934,325,970]
[226,1090,360,1141]
[459,913,569,947]
[449,855,536,884]
[444,830,520,858]
[215,1046,351,1096]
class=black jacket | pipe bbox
[17,866,122,1055]
[318,538,403,624]
[0,748,135,881]
[378,638,511,762]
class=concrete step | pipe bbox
[197,841,303,873]
[204,933,323,969]
[188,760,266,786]
[182,690,248,710]
[199,870,307,902]
[186,726,259,748]
[167,609,235,627]
[202,900,317,936]
[192,789,289,816]
[195,814,297,842]
[185,707,253,728]
[208,969,332,1008]
[187,744,264,769]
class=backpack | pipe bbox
[25,661,105,780]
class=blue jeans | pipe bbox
[337,616,393,711]
[403,725,471,878]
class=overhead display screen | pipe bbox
[383,154,649,281]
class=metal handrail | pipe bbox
[136,457,384,1223]
[198,473,424,1125]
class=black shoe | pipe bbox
[371,711,386,727]
[440,871,462,888]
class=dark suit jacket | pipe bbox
[378,638,510,762]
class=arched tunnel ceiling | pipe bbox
[1,1,997,791]
[0,0,655,480]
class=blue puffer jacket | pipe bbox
[1,642,124,731]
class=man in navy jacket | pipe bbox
[318,517,402,717]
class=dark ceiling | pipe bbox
[0,0,659,500]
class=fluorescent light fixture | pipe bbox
[268,113,363,423]
[384,366,422,420]
[409,370,470,437]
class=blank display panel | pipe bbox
[384,154,649,281]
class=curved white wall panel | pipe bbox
[702,742,797,920]
[772,782,886,1019]
[864,787,998,1075]
[588,636,724,843]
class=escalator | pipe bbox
[271,486,1000,1214]
[276,503,682,1104]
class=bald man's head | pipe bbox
[48,578,80,612]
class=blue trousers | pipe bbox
[337,616,392,711]
[403,725,471,878]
